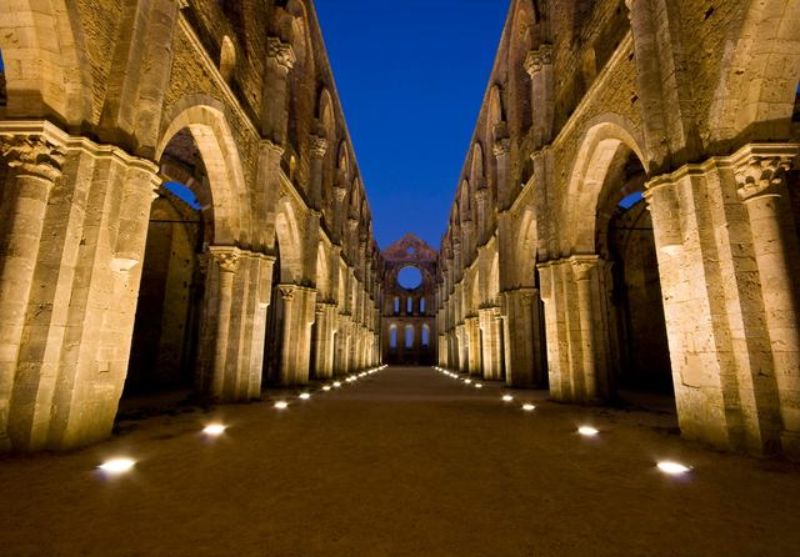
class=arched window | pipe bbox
[389,325,398,349]
[793,81,800,122]
[0,49,6,107]
[405,325,415,349]
[407,297,414,314]
[219,36,236,83]
[419,297,426,314]
[393,297,400,314]
[422,325,430,348]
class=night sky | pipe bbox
[315,0,510,250]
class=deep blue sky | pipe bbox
[315,0,509,250]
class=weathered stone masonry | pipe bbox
[437,0,800,457]
[0,0,383,452]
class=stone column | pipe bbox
[0,134,65,450]
[309,136,328,211]
[208,247,240,400]
[465,316,482,376]
[455,324,467,373]
[313,302,336,379]
[277,284,317,385]
[479,306,503,380]
[493,138,512,210]
[524,44,555,150]
[502,287,544,388]
[261,38,296,145]
[736,149,800,455]
[475,189,489,247]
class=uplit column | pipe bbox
[465,316,482,376]
[309,135,328,211]
[261,38,296,145]
[524,44,555,149]
[493,137,512,210]
[502,287,543,387]
[277,284,318,385]
[479,306,503,380]
[313,302,336,379]
[0,134,65,450]
[736,148,800,454]
[208,247,240,400]
[570,256,610,401]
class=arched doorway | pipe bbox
[123,128,211,405]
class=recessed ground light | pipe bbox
[522,404,536,412]
[464,379,472,384]
[298,393,311,401]
[657,461,692,475]
[203,424,227,436]
[274,401,289,410]
[475,383,483,389]
[322,385,332,392]
[333,382,342,388]
[98,458,136,475]
[578,426,599,437]
[502,395,514,402]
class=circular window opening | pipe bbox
[397,266,423,290]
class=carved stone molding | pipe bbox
[310,135,328,159]
[267,38,296,71]
[570,255,601,281]
[736,154,797,201]
[524,44,553,77]
[208,246,241,273]
[493,138,511,158]
[1,135,66,182]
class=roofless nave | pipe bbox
[0,0,799,465]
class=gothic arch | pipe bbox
[563,115,647,254]
[0,0,93,125]
[515,208,538,287]
[274,197,304,284]
[470,143,486,189]
[156,98,251,246]
[707,0,800,146]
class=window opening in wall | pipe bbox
[389,325,398,349]
[0,49,6,107]
[793,82,800,123]
[165,181,202,210]
[407,297,413,314]
[405,325,415,349]
[397,266,423,290]
[422,325,430,348]
[618,191,643,210]
[394,297,400,314]
[420,297,426,314]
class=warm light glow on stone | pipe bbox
[657,461,692,475]
[99,458,136,475]
[274,401,289,410]
[333,382,342,388]
[323,386,332,392]
[464,379,472,384]
[522,404,536,412]
[299,393,311,400]
[502,395,514,402]
[578,426,599,437]
[203,424,227,436]
[475,383,483,389]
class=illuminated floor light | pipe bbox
[298,393,311,401]
[475,383,484,389]
[202,424,227,436]
[657,461,692,475]
[333,382,342,388]
[502,395,514,402]
[464,379,472,384]
[274,401,289,410]
[322,386,332,392]
[98,458,136,475]
[522,404,536,412]
[578,426,599,437]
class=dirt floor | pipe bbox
[1,366,800,557]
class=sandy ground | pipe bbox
[1,366,800,557]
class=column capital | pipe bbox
[524,44,553,77]
[493,137,511,158]
[569,255,601,280]
[267,38,296,71]
[310,135,328,159]
[1,135,66,182]
[208,246,241,273]
[735,147,798,201]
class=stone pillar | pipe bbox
[309,136,328,211]
[276,284,317,385]
[475,189,489,246]
[208,247,240,400]
[494,138,512,210]
[479,306,503,380]
[736,149,800,455]
[572,257,601,400]
[502,287,545,388]
[261,38,296,145]
[524,44,555,150]
[313,302,336,379]
[465,316,482,376]
[0,133,65,450]
[455,324,467,373]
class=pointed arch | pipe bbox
[470,143,485,188]
[274,197,304,283]
[157,98,251,246]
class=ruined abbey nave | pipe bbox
[1,1,800,555]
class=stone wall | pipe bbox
[437,0,800,458]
